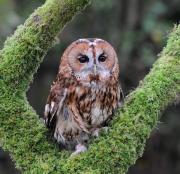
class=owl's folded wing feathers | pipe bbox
[44,83,67,128]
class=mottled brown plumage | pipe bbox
[44,38,122,155]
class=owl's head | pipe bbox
[59,38,119,85]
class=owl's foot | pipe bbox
[91,127,109,137]
[70,144,87,157]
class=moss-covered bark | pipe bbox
[0,0,91,173]
[0,0,179,173]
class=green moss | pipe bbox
[0,0,91,173]
[0,0,90,93]
[0,0,179,173]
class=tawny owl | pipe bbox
[44,38,122,155]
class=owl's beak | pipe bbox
[89,64,99,82]
[93,64,97,75]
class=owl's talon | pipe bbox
[91,129,100,137]
[70,144,87,157]
[91,127,109,137]
[101,126,109,133]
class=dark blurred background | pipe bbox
[0,0,180,173]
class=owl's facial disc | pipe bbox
[66,38,119,84]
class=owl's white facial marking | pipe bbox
[77,39,89,43]
[88,41,97,47]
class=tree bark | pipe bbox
[0,0,179,173]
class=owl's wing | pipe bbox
[44,83,67,128]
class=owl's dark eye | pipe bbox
[78,55,89,63]
[98,53,107,62]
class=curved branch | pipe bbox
[61,25,180,173]
[0,0,90,92]
[0,0,179,173]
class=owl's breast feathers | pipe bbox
[44,74,121,144]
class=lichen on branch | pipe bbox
[0,0,179,173]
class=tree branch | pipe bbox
[0,0,90,92]
[0,0,179,173]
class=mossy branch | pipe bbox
[0,0,179,173]
[0,0,90,93]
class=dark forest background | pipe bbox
[0,0,180,173]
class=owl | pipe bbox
[44,38,123,155]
